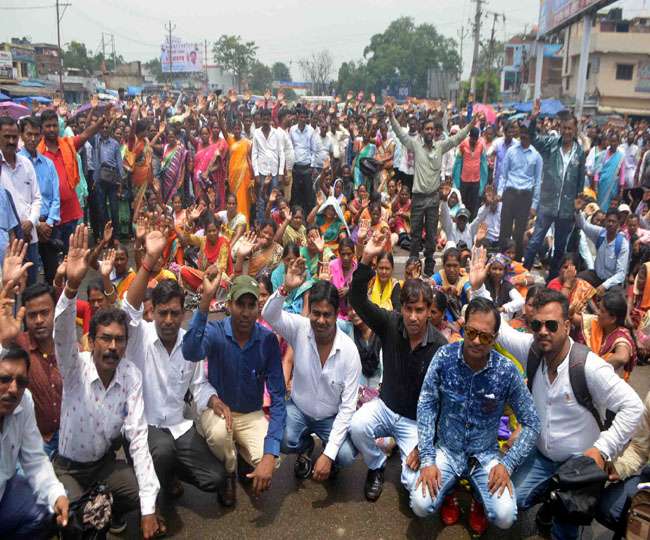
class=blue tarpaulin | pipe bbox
[14,96,52,104]
[127,86,142,96]
[0,92,9,102]
[508,98,567,117]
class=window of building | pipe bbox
[616,64,634,80]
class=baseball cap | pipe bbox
[618,204,631,213]
[457,207,471,220]
[228,275,259,301]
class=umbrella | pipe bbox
[0,92,10,102]
[472,103,497,124]
[72,100,115,119]
[0,101,31,120]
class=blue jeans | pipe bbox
[511,448,579,540]
[409,448,517,529]
[255,174,279,226]
[0,474,52,539]
[26,242,39,285]
[596,475,641,534]
[350,398,419,491]
[43,430,59,460]
[95,180,120,235]
[523,213,574,279]
[281,399,357,468]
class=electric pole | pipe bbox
[55,0,71,95]
[111,34,116,72]
[164,20,176,86]
[483,11,505,103]
[469,0,485,97]
[204,39,209,91]
[101,32,106,64]
[458,23,471,102]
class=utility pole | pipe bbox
[469,0,485,97]
[204,39,209,91]
[164,20,175,86]
[55,0,71,95]
[458,23,471,104]
[483,11,505,103]
[111,34,116,71]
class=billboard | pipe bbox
[636,62,650,93]
[538,0,616,36]
[160,38,203,73]
[0,51,13,79]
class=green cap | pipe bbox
[229,275,260,301]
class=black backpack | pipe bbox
[526,341,610,432]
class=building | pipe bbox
[0,39,36,80]
[501,32,563,100]
[561,9,650,115]
[101,61,145,91]
[33,43,61,76]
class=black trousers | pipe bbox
[460,181,480,219]
[499,187,533,260]
[410,192,440,274]
[290,164,314,213]
[146,425,226,497]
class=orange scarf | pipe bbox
[38,137,79,189]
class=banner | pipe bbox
[160,38,203,73]
[0,51,12,79]
[538,0,616,36]
[636,62,650,93]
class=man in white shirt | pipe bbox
[262,258,360,481]
[53,224,162,539]
[252,108,285,226]
[0,345,68,538]
[328,116,350,176]
[290,108,315,212]
[122,236,226,509]
[277,109,295,201]
[311,118,333,171]
[468,247,644,540]
[0,116,41,285]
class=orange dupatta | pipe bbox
[37,137,79,189]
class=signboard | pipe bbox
[160,38,203,73]
[636,61,650,93]
[0,51,13,79]
[538,0,616,37]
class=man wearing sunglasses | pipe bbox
[411,296,540,533]
[469,246,644,539]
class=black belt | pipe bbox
[55,453,111,469]
[504,187,532,193]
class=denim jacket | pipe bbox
[529,117,585,220]
[417,341,540,475]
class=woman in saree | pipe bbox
[159,125,189,205]
[548,253,597,314]
[275,205,307,248]
[353,126,376,189]
[270,243,313,316]
[375,124,395,192]
[574,287,637,380]
[221,115,253,224]
[430,289,462,342]
[348,184,370,225]
[194,132,229,208]
[234,223,284,278]
[390,184,411,238]
[217,192,247,251]
[367,252,401,311]
[299,225,335,278]
[595,132,625,212]
[176,214,233,293]
[307,193,348,254]
[329,238,357,320]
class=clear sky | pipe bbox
[1,0,648,79]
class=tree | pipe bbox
[298,50,333,95]
[212,35,258,91]
[459,71,500,105]
[144,58,165,83]
[271,62,291,82]
[337,17,460,98]
[62,41,95,74]
[249,61,273,94]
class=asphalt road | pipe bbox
[104,246,642,540]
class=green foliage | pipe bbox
[271,62,291,82]
[62,41,124,74]
[459,71,500,105]
[337,17,460,97]
[212,35,258,89]
[144,58,165,83]
[249,61,273,93]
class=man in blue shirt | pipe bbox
[411,297,540,534]
[0,187,19,267]
[19,116,61,284]
[93,123,124,237]
[289,108,315,213]
[497,124,543,260]
[182,272,286,508]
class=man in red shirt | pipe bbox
[38,109,106,250]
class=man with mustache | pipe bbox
[0,116,41,285]
[0,298,69,538]
[348,229,447,503]
[52,224,162,539]
[469,246,644,539]
[262,258,361,482]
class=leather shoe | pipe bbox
[364,467,385,502]
[294,438,315,479]
[469,498,488,536]
[440,495,460,526]
[218,473,236,507]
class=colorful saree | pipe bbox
[160,143,188,204]
[579,313,637,380]
[227,135,253,224]
[193,140,228,207]
[596,149,624,211]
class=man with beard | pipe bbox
[386,100,477,277]
[262,258,361,482]
[52,224,161,539]
[123,238,226,510]
[349,229,447,502]
[182,272,286,507]
[469,246,643,539]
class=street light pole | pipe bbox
[56,0,63,94]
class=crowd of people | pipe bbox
[2,87,650,539]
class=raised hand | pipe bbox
[313,232,325,254]
[0,281,24,346]
[1,239,33,289]
[439,183,451,201]
[469,246,488,291]
[201,264,222,306]
[103,220,114,246]
[476,222,488,242]
[65,224,91,290]
[144,229,167,261]
[316,190,325,207]
[318,260,332,281]
[189,203,205,222]
[237,231,258,259]
[99,249,116,278]
[357,219,370,243]
[362,229,387,265]
[284,257,307,292]
[532,97,541,119]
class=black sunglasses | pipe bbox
[530,319,560,333]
